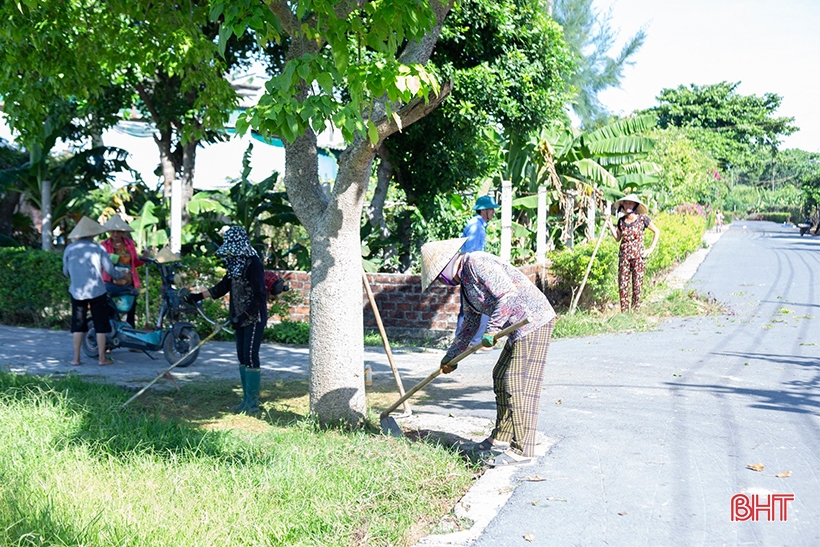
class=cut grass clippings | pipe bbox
[0,373,474,547]
[553,287,727,339]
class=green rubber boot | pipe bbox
[231,365,249,412]
[243,368,261,414]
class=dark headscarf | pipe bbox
[215,226,258,279]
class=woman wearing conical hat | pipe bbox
[62,216,125,366]
[420,238,557,467]
[101,214,146,328]
[607,194,661,312]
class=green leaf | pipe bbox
[575,158,618,188]
[316,72,333,94]
[586,136,655,156]
[585,114,658,142]
[217,25,231,58]
[511,195,540,209]
[367,121,379,145]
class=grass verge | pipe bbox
[0,373,474,547]
[553,286,727,339]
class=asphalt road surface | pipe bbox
[465,221,820,546]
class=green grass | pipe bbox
[553,287,726,339]
[0,373,474,547]
[364,331,445,349]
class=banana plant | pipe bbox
[504,114,660,248]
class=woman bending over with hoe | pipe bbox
[421,238,557,467]
[608,194,661,312]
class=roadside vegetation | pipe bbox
[0,372,474,547]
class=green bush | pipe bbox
[548,238,619,306]
[0,248,305,338]
[0,248,70,328]
[265,320,310,345]
[752,212,791,224]
[645,212,706,278]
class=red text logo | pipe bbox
[731,494,794,521]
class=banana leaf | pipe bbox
[575,158,618,188]
[584,114,657,142]
[585,136,656,156]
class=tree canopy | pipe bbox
[648,82,798,172]
[385,0,572,216]
[552,0,645,128]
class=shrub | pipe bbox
[0,248,71,328]
[548,238,619,306]
[265,320,310,345]
[752,212,792,224]
[645,212,705,278]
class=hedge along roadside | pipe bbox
[0,248,309,345]
[0,248,70,328]
[548,211,707,308]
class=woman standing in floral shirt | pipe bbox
[421,238,557,467]
[608,194,661,312]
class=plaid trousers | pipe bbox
[491,319,556,457]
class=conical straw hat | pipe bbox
[614,194,648,215]
[156,247,181,264]
[420,238,467,292]
[67,216,107,240]
[103,214,134,232]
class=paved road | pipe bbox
[2,221,818,546]
[463,221,820,546]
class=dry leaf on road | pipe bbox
[747,463,764,472]
[776,470,792,478]
[526,475,548,482]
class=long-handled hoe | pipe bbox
[379,318,529,437]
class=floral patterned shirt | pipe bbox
[445,252,556,360]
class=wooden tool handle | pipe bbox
[379,318,529,418]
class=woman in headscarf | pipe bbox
[421,238,557,467]
[186,227,267,413]
[608,194,660,312]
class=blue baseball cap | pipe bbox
[472,195,500,211]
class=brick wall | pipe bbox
[278,263,556,340]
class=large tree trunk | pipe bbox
[284,126,374,424]
[279,0,455,425]
[308,144,374,424]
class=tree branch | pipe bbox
[397,0,454,65]
[266,1,301,38]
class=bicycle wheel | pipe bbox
[82,328,99,358]
[163,327,201,367]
